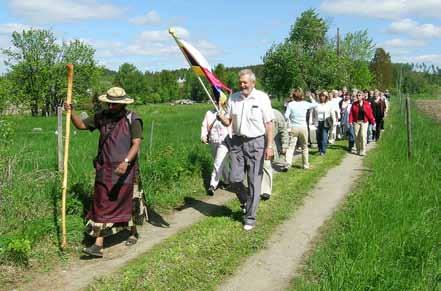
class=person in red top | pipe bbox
[349,92,375,156]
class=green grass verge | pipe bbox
[293,99,441,290]
[87,143,348,290]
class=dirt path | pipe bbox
[19,191,235,291]
[218,143,375,291]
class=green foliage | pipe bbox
[289,9,328,53]
[0,118,12,144]
[0,237,31,265]
[262,41,304,99]
[1,28,100,116]
[263,9,374,96]
[370,48,393,90]
[339,30,375,62]
[393,63,441,95]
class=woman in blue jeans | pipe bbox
[312,92,335,155]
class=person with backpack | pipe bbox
[65,86,143,258]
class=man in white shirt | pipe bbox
[217,69,274,231]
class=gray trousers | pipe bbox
[230,135,265,226]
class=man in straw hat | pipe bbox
[65,86,143,258]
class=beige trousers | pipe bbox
[353,121,368,155]
[285,126,309,168]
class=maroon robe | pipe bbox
[87,111,138,223]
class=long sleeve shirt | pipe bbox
[201,110,231,144]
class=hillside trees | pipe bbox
[370,48,393,91]
[1,29,100,116]
[263,9,375,98]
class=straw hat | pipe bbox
[98,87,134,104]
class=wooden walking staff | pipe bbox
[61,64,74,249]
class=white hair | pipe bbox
[239,69,256,82]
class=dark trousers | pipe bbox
[374,119,384,141]
[316,121,329,154]
[348,124,355,150]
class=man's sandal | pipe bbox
[83,244,103,258]
[125,234,138,246]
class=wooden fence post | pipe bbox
[149,120,154,155]
[405,96,412,159]
[57,106,64,172]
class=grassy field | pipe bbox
[0,103,214,282]
[293,96,441,290]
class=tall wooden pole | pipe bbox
[61,64,74,249]
[336,27,340,56]
[405,96,412,159]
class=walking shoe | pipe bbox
[207,186,215,196]
[243,224,255,231]
[240,203,246,214]
[218,181,230,190]
[125,233,139,246]
[83,244,103,258]
[303,164,310,169]
[261,193,271,201]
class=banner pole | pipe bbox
[168,28,219,113]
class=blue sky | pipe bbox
[0,0,440,74]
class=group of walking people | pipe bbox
[202,70,389,232]
[66,68,388,258]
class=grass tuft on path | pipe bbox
[293,99,441,290]
[88,144,348,291]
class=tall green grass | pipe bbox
[0,104,212,268]
[294,98,441,290]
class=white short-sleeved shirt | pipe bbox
[225,88,274,138]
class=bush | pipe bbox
[0,119,12,144]
[0,236,31,265]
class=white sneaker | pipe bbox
[243,224,255,231]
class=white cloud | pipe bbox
[380,38,428,48]
[388,19,441,39]
[91,27,222,69]
[320,0,441,19]
[129,10,161,25]
[8,0,123,23]
[0,23,34,35]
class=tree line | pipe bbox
[0,9,440,117]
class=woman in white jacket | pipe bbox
[201,97,231,195]
[312,92,336,155]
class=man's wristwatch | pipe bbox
[124,158,130,164]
